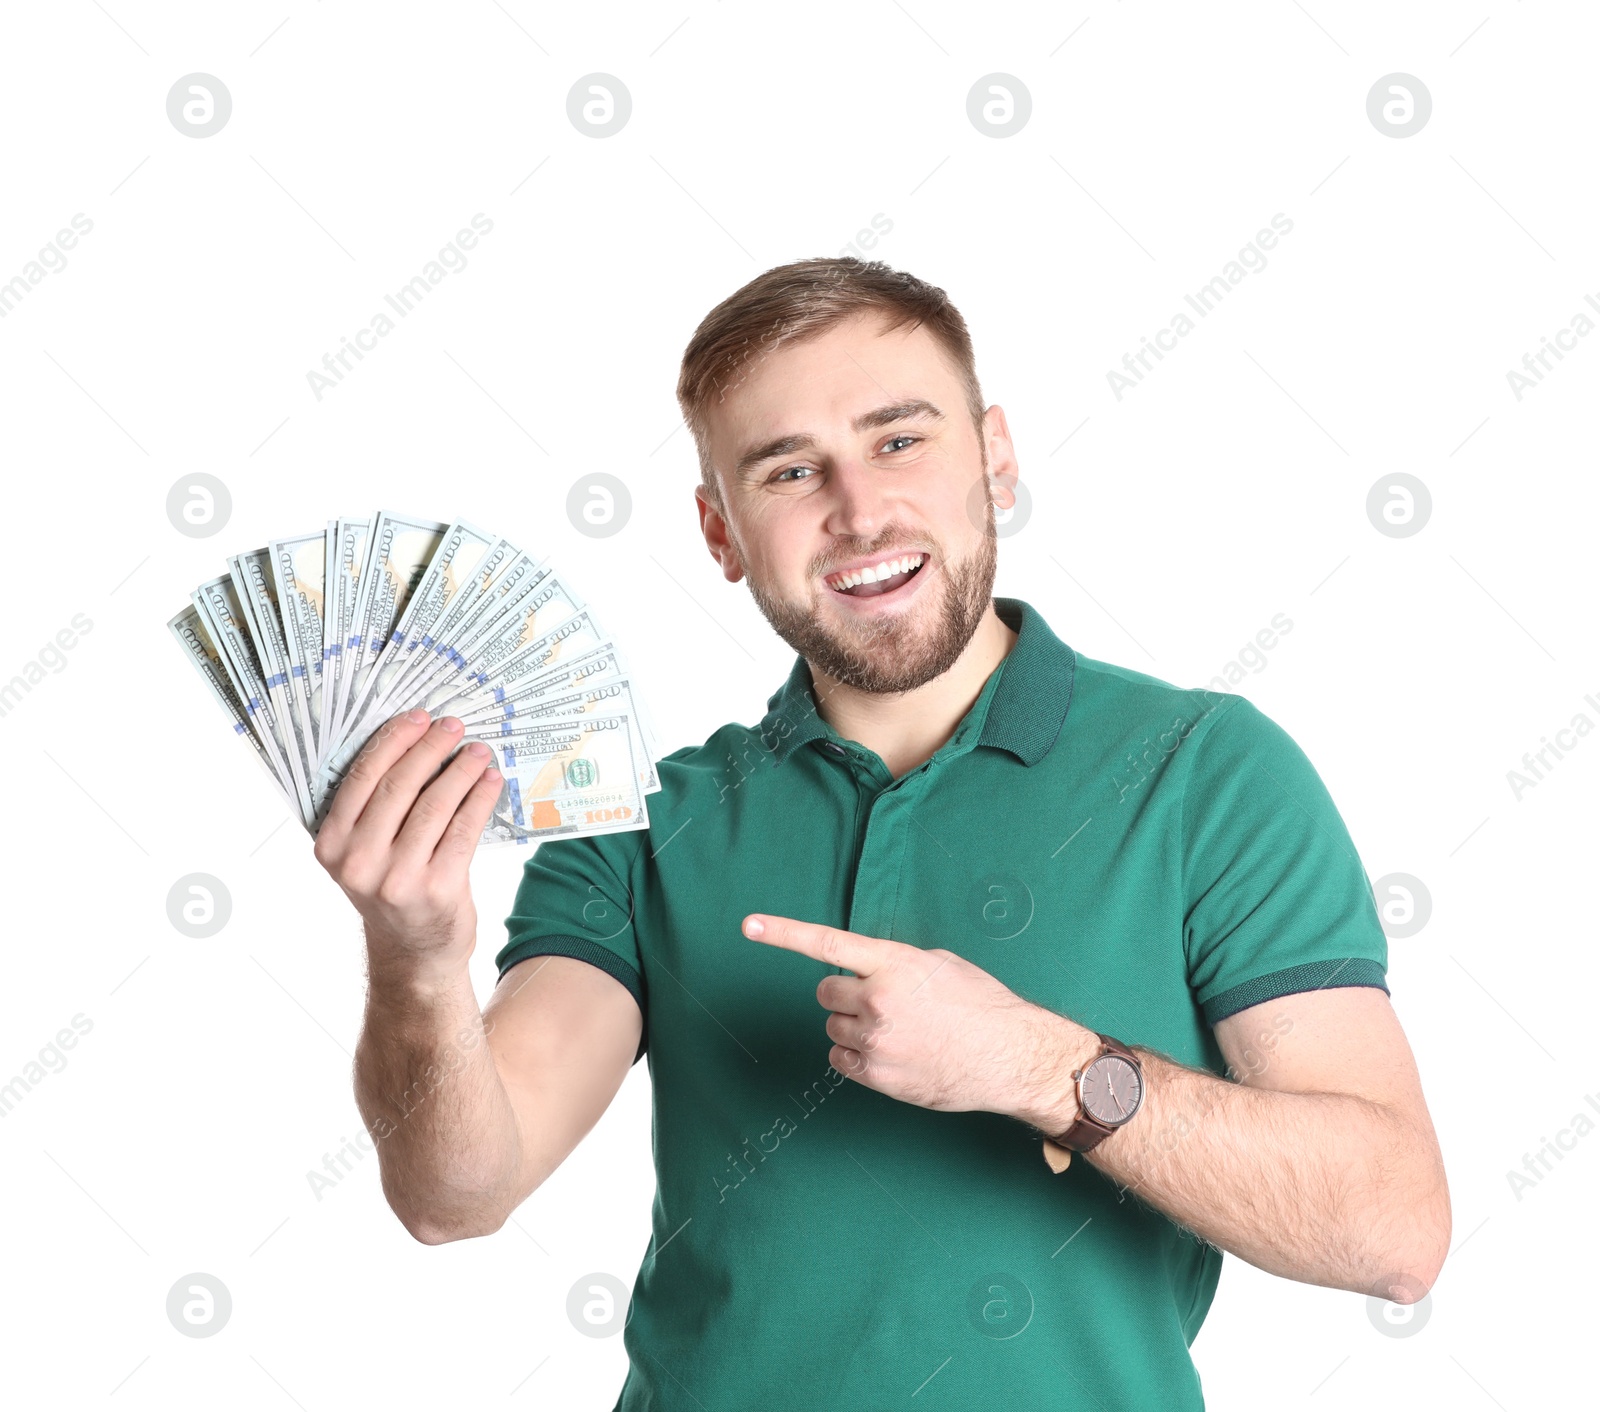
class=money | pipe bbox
[457,644,662,793]
[320,516,370,752]
[470,714,648,844]
[169,511,659,845]
[228,548,319,827]
[335,519,501,752]
[325,512,447,749]
[188,573,311,824]
[465,676,658,796]
[167,602,300,808]
[268,529,330,762]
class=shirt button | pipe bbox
[822,742,847,755]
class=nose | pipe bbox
[819,456,895,543]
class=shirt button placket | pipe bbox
[846,763,929,948]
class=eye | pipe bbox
[882,434,920,453]
[772,465,814,484]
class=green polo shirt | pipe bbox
[497,595,1389,1410]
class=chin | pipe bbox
[746,534,995,695]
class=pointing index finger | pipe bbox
[742,914,885,975]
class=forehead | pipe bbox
[704,313,957,464]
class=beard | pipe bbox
[740,499,999,697]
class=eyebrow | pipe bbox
[732,399,946,482]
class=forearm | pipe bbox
[352,949,522,1243]
[1015,1021,1449,1297]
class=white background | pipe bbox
[1,2,1594,1407]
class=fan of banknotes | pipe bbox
[167,512,661,846]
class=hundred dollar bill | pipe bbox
[457,648,659,794]
[463,675,657,797]
[459,642,664,768]
[167,604,296,808]
[268,529,328,762]
[467,712,648,845]
[309,708,646,845]
[191,575,308,823]
[327,511,446,748]
[337,519,500,738]
[227,549,319,824]
[319,516,369,763]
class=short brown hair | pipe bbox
[676,257,987,510]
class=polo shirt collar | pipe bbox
[755,596,1076,768]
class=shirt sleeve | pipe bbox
[496,831,648,1064]
[1180,694,1389,1027]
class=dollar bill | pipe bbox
[457,647,660,794]
[319,516,370,764]
[456,641,663,753]
[467,712,648,845]
[191,574,310,824]
[167,603,296,808]
[269,530,329,762]
[227,549,319,825]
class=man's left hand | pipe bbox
[742,912,1097,1128]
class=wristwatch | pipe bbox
[1040,1033,1145,1173]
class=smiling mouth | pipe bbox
[823,552,928,599]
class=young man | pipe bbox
[316,259,1450,1410]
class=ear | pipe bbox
[695,483,745,584]
[981,405,1021,511]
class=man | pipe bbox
[315,259,1450,1409]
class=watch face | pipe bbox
[1082,1054,1142,1127]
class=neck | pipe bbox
[807,602,1019,780]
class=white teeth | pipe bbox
[827,553,925,591]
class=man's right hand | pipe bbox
[312,709,504,977]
